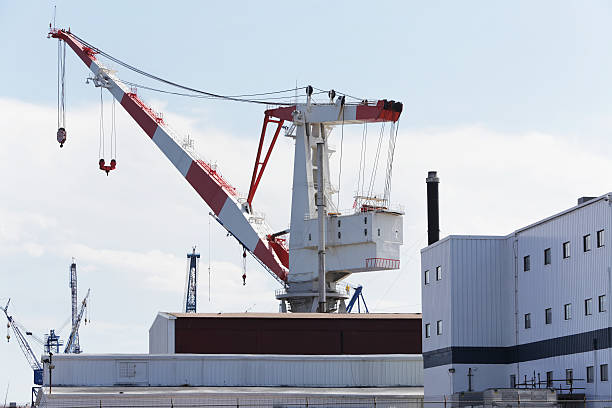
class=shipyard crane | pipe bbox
[49,27,404,313]
[1,299,44,385]
[64,289,90,354]
[184,247,200,313]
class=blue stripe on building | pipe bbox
[424,327,611,369]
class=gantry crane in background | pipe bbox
[64,288,90,354]
[184,247,200,313]
[49,27,404,313]
[2,299,44,385]
[65,260,90,354]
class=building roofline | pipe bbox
[421,193,612,252]
[513,193,611,235]
[161,312,421,319]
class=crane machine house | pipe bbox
[49,27,405,314]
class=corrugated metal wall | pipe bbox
[421,195,612,399]
[43,354,424,387]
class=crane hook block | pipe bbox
[99,158,117,176]
[57,127,67,148]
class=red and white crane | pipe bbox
[49,27,404,312]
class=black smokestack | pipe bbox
[426,171,440,245]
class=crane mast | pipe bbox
[49,28,404,313]
[68,260,79,353]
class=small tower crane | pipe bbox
[184,247,200,313]
[64,289,90,354]
[1,299,44,385]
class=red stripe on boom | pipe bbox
[120,93,160,138]
[254,240,288,282]
[185,161,229,215]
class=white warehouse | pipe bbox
[421,193,612,400]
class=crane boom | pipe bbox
[64,289,90,354]
[1,300,42,371]
[49,28,288,283]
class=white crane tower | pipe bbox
[49,28,404,313]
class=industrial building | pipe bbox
[421,193,612,400]
[32,313,425,406]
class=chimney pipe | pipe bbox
[426,171,440,245]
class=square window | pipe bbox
[436,266,442,281]
[602,364,609,382]
[546,371,553,388]
[424,270,430,285]
[523,255,530,272]
[563,241,571,259]
[566,369,573,385]
[564,303,572,320]
[545,308,552,324]
[544,248,552,265]
[584,234,591,252]
[425,323,431,338]
[585,298,593,316]
[598,230,605,248]
[600,295,607,312]
[524,313,531,329]
[436,320,442,335]
[587,366,594,383]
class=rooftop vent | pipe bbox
[578,196,596,205]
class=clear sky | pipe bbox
[1,0,612,403]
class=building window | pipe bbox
[338,231,341,239]
[338,220,341,228]
[510,374,516,388]
[524,313,531,329]
[564,303,572,320]
[523,255,530,272]
[598,229,605,248]
[585,298,593,316]
[544,248,551,265]
[424,270,430,285]
[546,371,553,388]
[545,308,552,324]
[364,217,367,225]
[587,366,594,383]
[364,228,367,236]
[425,323,431,338]
[436,320,442,335]
[584,234,591,252]
[377,228,380,236]
[436,266,442,281]
[600,295,607,312]
[563,241,571,259]
[566,369,573,385]
[602,364,609,382]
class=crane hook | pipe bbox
[242,249,247,286]
[99,158,117,175]
[57,127,66,148]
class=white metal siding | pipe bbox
[421,194,612,399]
[148,313,175,354]
[43,354,423,388]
